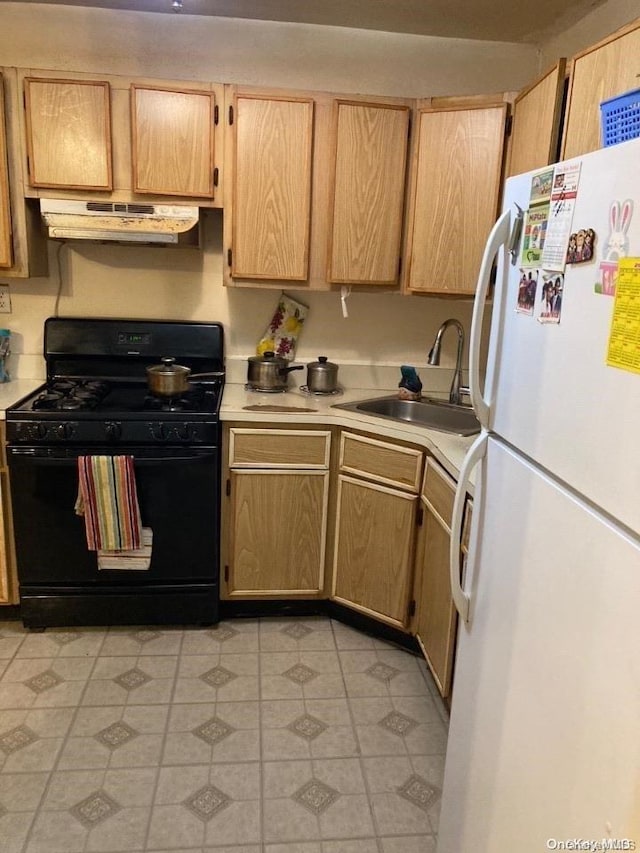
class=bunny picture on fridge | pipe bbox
[437,135,640,853]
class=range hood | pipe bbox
[40,199,200,245]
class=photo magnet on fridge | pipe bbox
[566,228,596,264]
[516,269,538,316]
[537,272,564,324]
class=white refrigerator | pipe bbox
[437,137,640,852]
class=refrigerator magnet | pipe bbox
[537,273,564,324]
[516,269,538,316]
[595,199,634,296]
[566,228,596,264]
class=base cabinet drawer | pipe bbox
[229,428,331,468]
[339,431,422,492]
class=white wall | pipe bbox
[1,3,540,381]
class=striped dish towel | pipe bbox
[75,456,142,551]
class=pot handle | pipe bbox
[280,365,304,376]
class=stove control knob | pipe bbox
[178,423,193,441]
[148,423,167,442]
[56,424,68,440]
[105,422,122,441]
[37,423,49,440]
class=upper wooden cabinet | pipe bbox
[327,100,410,284]
[507,60,566,177]
[0,75,12,269]
[563,19,640,158]
[231,93,314,281]
[224,86,413,290]
[131,84,216,198]
[24,77,112,190]
[19,70,223,207]
[404,103,507,296]
[0,69,48,278]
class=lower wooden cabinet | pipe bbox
[227,469,329,595]
[222,421,472,697]
[413,457,471,699]
[223,426,332,598]
[332,473,418,628]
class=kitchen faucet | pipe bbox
[427,318,468,406]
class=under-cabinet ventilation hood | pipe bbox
[40,199,200,245]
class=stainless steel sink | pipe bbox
[332,395,481,436]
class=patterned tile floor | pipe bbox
[0,616,449,853]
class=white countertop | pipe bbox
[0,380,43,419]
[221,383,476,486]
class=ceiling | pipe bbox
[9,0,607,42]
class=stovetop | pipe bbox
[6,317,226,446]
[14,378,223,418]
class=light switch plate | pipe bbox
[0,284,11,313]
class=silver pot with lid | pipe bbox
[146,357,222,398]
[247,351,303,392]
[306,356,339,394]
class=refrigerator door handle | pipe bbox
[469,209,512,428]
[450,429,488,624]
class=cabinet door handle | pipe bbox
[449,430,487,624]
[469,208,511,429]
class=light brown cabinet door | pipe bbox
[563,22,640,158]
[507,60,566,177]
[406,105,506,295]
[231,94,313,280]
[332,474,417,628]
[131,85,215,197]
[0,75,12,269]
[328,101,409,284]
[228,470,328,595]
[414,496,457,698]
[24,78,112,190]
[414,459,459,698]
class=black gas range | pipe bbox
[6,318,225,628]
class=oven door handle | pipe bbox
[7,449,217,464]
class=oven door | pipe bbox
[7,445,220,587]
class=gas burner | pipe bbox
[50,380,76,393]
[33,392,64,410]
[60,398,85,411]
[143,384,208,413]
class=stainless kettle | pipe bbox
[306,356,339,393]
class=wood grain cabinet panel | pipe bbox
[413,457,465,698]
[232,94,313,280]
[131,85,215,197]
[0,74,12,268]
[332,475,417,628]
[563,22,640,158]
[328,101,409,284]
[228,470,328,595]
[507,60,566,177]
[229,428,331,468]
[406,104,507,295]
[24,78,112,190]
[340,431,422,492]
